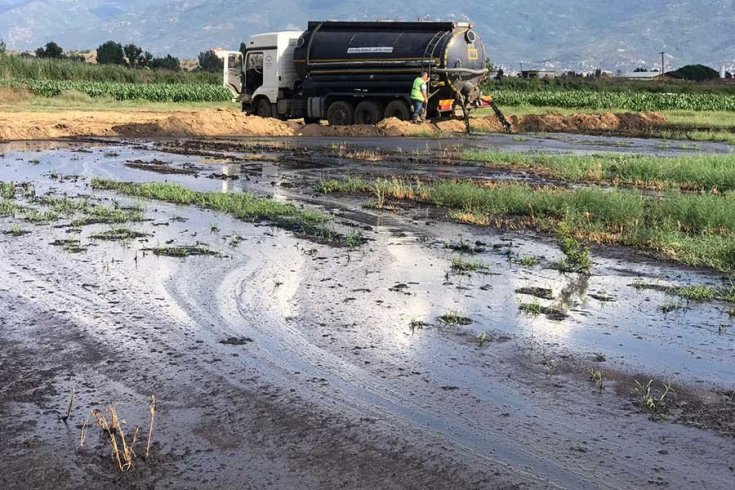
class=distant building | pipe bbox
[619,71,663,81]
[520,70,556,79]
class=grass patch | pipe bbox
[490,89,735,113]
[437,312,473,326]
[515,287,554,300]
[634,282,735,304]
[142,245,220,257]
[519,301,568,320]
[0,199,20,217]
[69,206,144,227]
[3,224,29,236]
[634,379,675,419]
[660,110,735,130]
[464,149,735,192]
[93,179,360,247]
[50,238,87,253]
[555,223,591,273]
[319,176,735,273]
[517,256,540,267]
[450,257,490,275]
[519,300,542,316]
[685,130,735,144]
[1,182,15,200]
[24,209,60,224]
[90,228,150,241]
[676,285,717,302]
[19,195,145,226]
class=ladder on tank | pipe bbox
[421,30,451,76]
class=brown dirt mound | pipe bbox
[507,112,667,133]
[114,110,294,138]
[0,109,295,141]
[377,118,440,137]
[464,117,508,133]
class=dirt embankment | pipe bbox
[295,112,668,137]
[0,109,294,141]
[511,111,668,133]
[0,108,667,141]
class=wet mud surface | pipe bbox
[1,134,734,489]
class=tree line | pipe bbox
[0,38,223,73]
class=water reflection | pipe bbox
[557,274,590,313]
[221,164,230,193]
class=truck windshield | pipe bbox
[245,52,264,95]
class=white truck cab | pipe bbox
[222,31,302,117]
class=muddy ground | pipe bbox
[0,108,673,141]
[1,134,734,489]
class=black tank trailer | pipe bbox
[291,21,490,125]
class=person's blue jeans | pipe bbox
[412,99,425,120]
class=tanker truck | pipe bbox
[222,20,509,129]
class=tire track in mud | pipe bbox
[2,223,733,489]
[158,228,735,489]
[163,244,571,487]
[3,140,735,488]
[0,219,543,487]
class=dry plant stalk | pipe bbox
[146,395,156,460]
[83,396,157,472]
[92,406,135,472]
[79,417,89,448]
[65,386,75,421]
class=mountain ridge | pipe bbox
[1,1,733,72]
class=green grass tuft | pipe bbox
[437,312,473,326]
[450,257,490,275]
[463,149,735,192]
[93,179,360,247]
[318,175,735,273]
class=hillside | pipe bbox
[1,0,734,71]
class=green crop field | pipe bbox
[491,89,735,112]
[1,79,232,103]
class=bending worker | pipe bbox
[411,72,430,123]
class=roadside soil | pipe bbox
[0,106,669,141]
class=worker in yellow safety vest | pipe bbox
[411,72,429,123]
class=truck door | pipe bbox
[244,52,264,96]
[223,51,243,99]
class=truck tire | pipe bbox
[255,98,273,118]
[384,100,411,121]
[326,101,354,126]
[354,101,384,125]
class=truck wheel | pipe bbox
[255,98,272,118]
[384,100,411,121]
[354,101,384,125]
[326,101,354,126]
